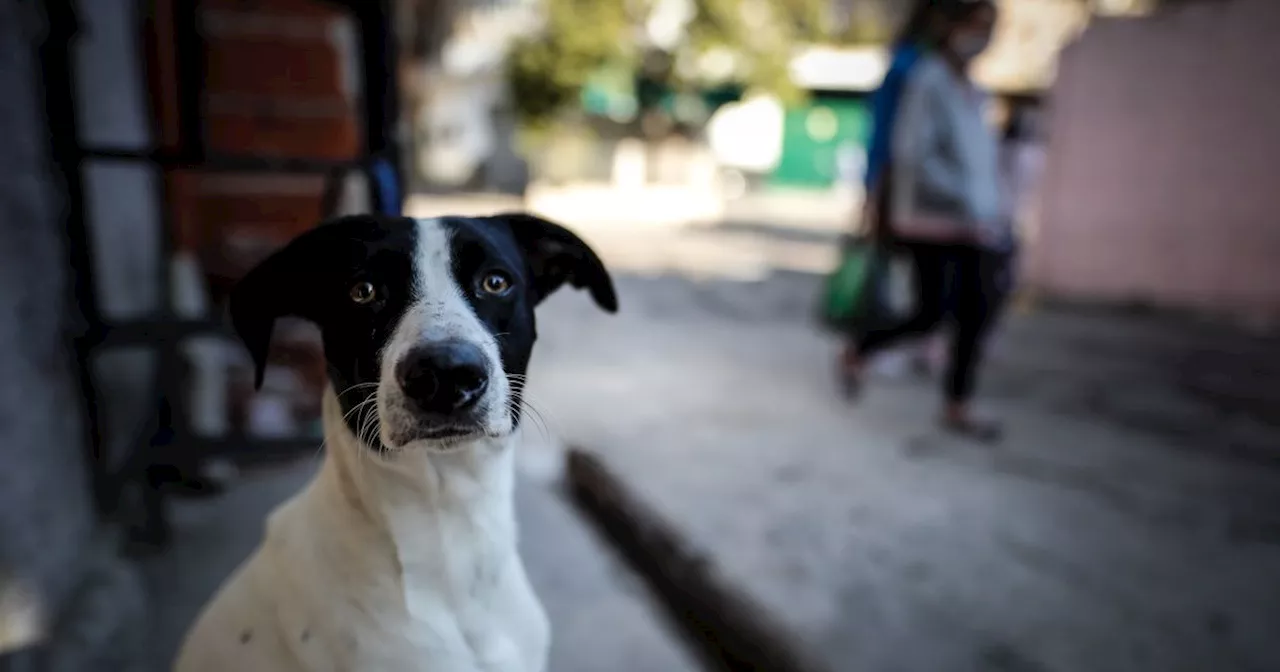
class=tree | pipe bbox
[506,0,632,129]
[505,0,877,129]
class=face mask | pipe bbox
[950,33,990,61]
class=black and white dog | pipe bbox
[174,213,616,672]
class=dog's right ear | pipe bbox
[229,222,350,390]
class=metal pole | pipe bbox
[37,0,112,519]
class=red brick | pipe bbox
[202,0,343,20]
[205,113,359,158]
[205,38,345,98]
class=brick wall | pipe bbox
[150,0,361,290]
[146,0,366,432]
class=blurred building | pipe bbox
[1028,0,1280,325]
[426,0,1222,212]
[975,0,1090,91]
[414,0,537,192]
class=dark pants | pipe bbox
[858,242,1011,403]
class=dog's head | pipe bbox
[229,213,616,451]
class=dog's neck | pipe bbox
[302,387,520,616]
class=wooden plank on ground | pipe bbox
[566,448,833,672]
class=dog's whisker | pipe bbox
[343,401,376,427]
[508,381,531,396]
[368,421,384,458]
[335,382,379,398]
[349,403,380,471]
[358,406,379,448]
[521,410,551,447]
[513,396,554,446]
[365,420,383,458]
[352,400,380,472]
[356,411,378,480]
[341,398,377,427]
[314,396,377,463]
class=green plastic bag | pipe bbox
[818,236,883,333]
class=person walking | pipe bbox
[842,0,1013,442]
[838,0,943,389]
[860,1,934,203]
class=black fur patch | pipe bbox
[229,213,616,444]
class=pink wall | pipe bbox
[1030,0,1280,322]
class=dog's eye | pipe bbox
[479,271,513,296]
[350,281,377,305]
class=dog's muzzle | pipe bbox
[394,340,492,436]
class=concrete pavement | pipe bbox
[517,211,1280,672]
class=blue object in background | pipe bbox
[370,157,401,216]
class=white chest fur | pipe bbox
[174,393,550,672]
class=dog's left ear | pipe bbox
[496,213,618,313]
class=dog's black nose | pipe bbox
[395,341,490,414]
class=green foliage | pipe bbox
[505,0,872,128]
[505,0,633,128]
[683,0,794,103]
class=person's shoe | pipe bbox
[940,413,1004,444]
[840,370,862,400]
[838,349,864,400]
[909,352,934,379]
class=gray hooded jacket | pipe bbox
[889,52,1012,250]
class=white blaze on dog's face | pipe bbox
[229,214,617,452]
